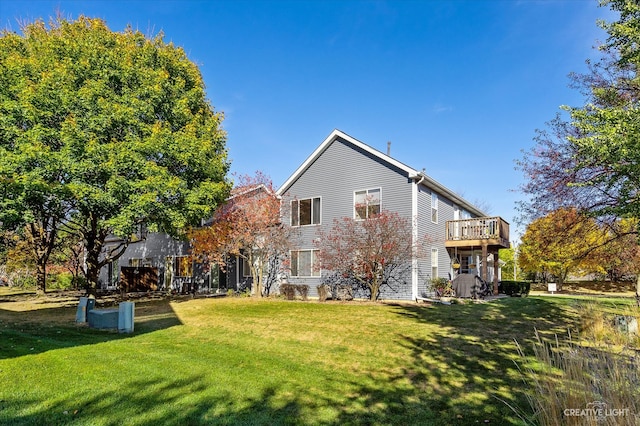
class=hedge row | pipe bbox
[500,281,531,297]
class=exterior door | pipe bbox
[453,206,460,239]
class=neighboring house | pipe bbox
[276,129,510,300]
[99,231,254,294]
[97,189,266,293]
[98,232,216,293]
[99,129,510,299]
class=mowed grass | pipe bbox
[0,292,629,425]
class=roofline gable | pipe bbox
[275,129,488,217]
[228,183,272,200]
[276,129,416,196]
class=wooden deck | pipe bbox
[445,216,510,249]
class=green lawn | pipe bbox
[0,293,634,425]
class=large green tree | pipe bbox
[0,16,230,294]
[518,0,640,296]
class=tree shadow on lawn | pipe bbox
[0,297,582,425]
[1,375,299,426]
[384,297,579,425]
[0,298,182,360]
[0,369,530,426]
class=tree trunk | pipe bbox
[35,260,46,296]
[254,263,263,297]
[85,248,100,296]
[370,281,379,301]
[636,274,640,307]
[84,235,106,297]
[249,254,265,297]
[26,223,54,297]
[83,216,106,297]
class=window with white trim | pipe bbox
[291,197,321,226]
[242,257,251,277]
[129,258,152,267]
[107,260,119,287]
[175,256,193,277]
[290,250,320,277]
[431,192,438,223]
[431,248,438,279]
[354,188,381,220]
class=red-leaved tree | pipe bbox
[315,211,429,301]
[190,172,295,297]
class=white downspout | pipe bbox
[411,174,425,300]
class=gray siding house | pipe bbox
[276,129,510,300]
[98,129,509,299]
[97,185,269,293]
[98,231,254,293]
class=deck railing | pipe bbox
[446,217,509,245]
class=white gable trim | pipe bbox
[228,183,271,200]
[276,129,417,196]
[275,129,488,218]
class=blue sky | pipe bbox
[0,0,615,239]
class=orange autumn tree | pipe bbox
[315,211,429,301]
[519,208,605,290]
[190,172,295,297]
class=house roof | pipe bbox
[228,183,272,200]
[276,129,488,217]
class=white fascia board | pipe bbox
[276,128,489,218]
[228,183,271,200]
[337,130,418,177]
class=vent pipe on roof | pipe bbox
[387,141,391,156]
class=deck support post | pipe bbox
[481,243,488,283]
[493,250,500,295]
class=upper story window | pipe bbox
[291,197,321,226]
[354,188,381,220]
[431,192,438,223]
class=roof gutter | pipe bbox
[411,172,487,218]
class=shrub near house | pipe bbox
[499,281,531,297]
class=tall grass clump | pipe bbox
[516,302,640,425]
[578,301,640,348]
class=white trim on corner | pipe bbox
[411,180,419,300]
